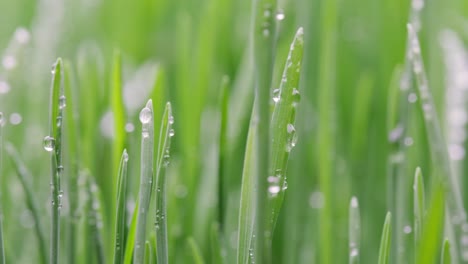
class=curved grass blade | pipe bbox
[413,167,425,255]
[349,197,360,264]
[5,143,48,264]
[123,201,139,264]
[187,237,205,264]
[113,149,129,264]
[155,102,173,264]
[441,239,451,264]
[407,24,467,259]
[134,99,154,264]
[416,184,445,263]
[0,113,5,264]
[378,212,392,264]
[267,27,304,235]
[63,60,79,264]
[252,0,278,262]
[45,58,64,264]
[236,111,257,264]
[86,176,106,263]
[144,241,152,264]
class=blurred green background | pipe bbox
[1,0,468,263]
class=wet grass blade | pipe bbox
[407,24,467,259]
[113,149,129,264]
[349,197,360,264]
[377,212,392,264]
[252,0,277,262]
[45,58,64,264]
[413,167,424,255]
[144,241,152,264]
[0,114,5,264]
[416,184,445,263]
[87,177,106,263]
[441,239,451,264]
[123,201,139,264]
[134,99,154,264]
[5,143,48,264]
[236,111,257,264]
[155,102,173,264]
[187,237,205,264]
[267,27,304,235]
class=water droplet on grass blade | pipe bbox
[43,136,55,152]
[139,107,152,124]
[59,95,66,109]
[0,112,3,125]
[276,11,285,21]
[3,55,17,70]
[169,129,175,137]
[272,89,280,103]
[169,115,174,124]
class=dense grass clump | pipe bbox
[2,0,468,263]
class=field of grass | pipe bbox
[1,0,468,263]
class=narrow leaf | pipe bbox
[378,212,392,264]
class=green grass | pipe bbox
[1,0,468,263]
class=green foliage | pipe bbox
[0,0,467,263]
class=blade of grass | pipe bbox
[155,102,173,264]
[416,184,445,263]
[378,212,392,264]
[187,237,206,264]
[236,110,257,264]
[113,149,129,264]
[413,167,424,257]
[134,99,154,264]
[218,76,229,231]
[349,196,360,264]
[44,58,64,264]
[267,26,304,235]
[252,0,277,262]
[407,24,467,259]
[0,113,5,264]
[317,0,338,261]
[123,201,139,264]
[5,143,48,264]
[144,241,152,264]
[441,239,451,264]
[87,177,106,263]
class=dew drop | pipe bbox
[403,225,412,234]
[404,137,414,146]
[51,64,56,74]
[169,128,175,137]
[276,11,285,21]
[139,107,152,124]
[9,112,22,125]
[168,115,174,125]
[282,180,288,191]
[15,27,30,44]
[142,131,150,138]
[408,93,417,103]
[43,136,55,152]
[350,248,358,257]
[0,112,3,125]
[292,88,301,106]
[123,151,129,162]
[125,123,135,132]
[263,29,270,37]
[272,89,280,103]
[59,95,66,109]
[388,125,404,143]
[267,176,280,183]
[268,185,281,195]
[287,123,295,134]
